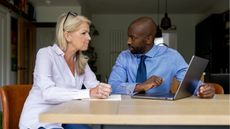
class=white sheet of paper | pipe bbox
[88,94,121,101]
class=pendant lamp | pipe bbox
[155,0,162,37]
[160,0,171,30]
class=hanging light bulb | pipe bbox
[161,0,171,30]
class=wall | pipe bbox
[36,27,56,52]
[209,0,229,14]
[79,2,92,19]
[0,5,11,85]
[36,6,81,22]
[171,14,204,60]
[35,6,82,54]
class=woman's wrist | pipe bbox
[89,88,93,98]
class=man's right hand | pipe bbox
[134,75,163,93]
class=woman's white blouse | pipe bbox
[19,44,99,129]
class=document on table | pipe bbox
[86,94,122,101]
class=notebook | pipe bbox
[131,55,209,100]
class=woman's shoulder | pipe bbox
[36,45,57,60]
[37,44,59,54]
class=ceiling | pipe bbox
[29,0,228,14]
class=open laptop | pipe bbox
[131,55,209,100]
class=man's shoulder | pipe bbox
[119,49,132,56]
[164,48,186,62]
[116,49,134,62]
[163,47,182,57]
[155,46,184,61]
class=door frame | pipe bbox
[0,5,11,85]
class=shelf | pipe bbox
[0,0,35,21]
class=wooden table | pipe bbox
[40,95,230,125]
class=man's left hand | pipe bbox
[197,83,215,98]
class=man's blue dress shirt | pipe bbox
[108,45,189,95]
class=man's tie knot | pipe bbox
[140,55,147,63]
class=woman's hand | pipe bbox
[90,83,112,99]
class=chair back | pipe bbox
[0,84,32,129]
[212,83,224,94]
[170,74,205,94]
[170,77,224,94]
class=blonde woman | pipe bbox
[19,12,111,129]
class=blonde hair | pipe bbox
[55,12,91,75]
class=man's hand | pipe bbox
[90,83,112,99]
[197,83,215,98]
[134,75,163,93]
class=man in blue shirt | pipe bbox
[108,16,215,98]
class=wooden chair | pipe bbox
[211,83,224,94]
[170,77,180,94]
[0,84,32,129]
[170,77,224,94]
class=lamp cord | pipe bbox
[165,0,168,13]
[157,0,160,24]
